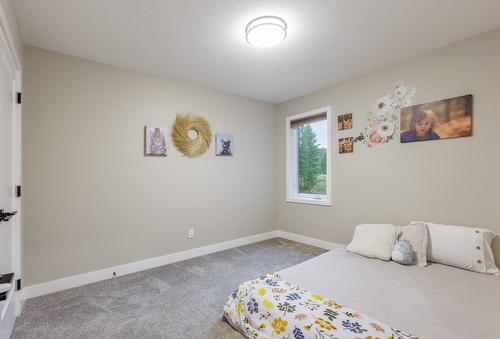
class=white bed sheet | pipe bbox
[278,246,500,339]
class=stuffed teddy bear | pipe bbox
[391,240,414,265]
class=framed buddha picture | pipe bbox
[144,126,168,156]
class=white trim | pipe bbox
[22,231,279,299]
[285,106,332,206]
[286,197,331,207]
[276,230,341,250]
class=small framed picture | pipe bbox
[215,134,233,156]
[144,126,168,156]
[339,137,353,154]
[338,113,353,130]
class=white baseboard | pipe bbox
[22,230,339,300]
[276,230,341,250]
[23,231,278,299]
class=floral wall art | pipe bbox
[354,82,416,147]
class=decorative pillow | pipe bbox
[391,240,414,265]
[347,224,400,261]
[396,223,428,267]
[412,221,499,274]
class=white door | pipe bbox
[0,13,21,339]
[0,22,21,339]
[0,27,17,276]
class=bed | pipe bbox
[225,245,500,338]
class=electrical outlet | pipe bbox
[188,228,195,238]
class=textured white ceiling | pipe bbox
[13,0,500,103]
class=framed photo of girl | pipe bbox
[400,94,473,143]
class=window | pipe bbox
[286,107,331,206]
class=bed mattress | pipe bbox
[278,246,500,339]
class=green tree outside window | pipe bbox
[297,124,327,194]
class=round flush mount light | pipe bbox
[246,16,287,48]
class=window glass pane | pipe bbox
[297,119,327,195]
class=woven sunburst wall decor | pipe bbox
[171,113,212,158]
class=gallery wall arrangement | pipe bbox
[144,114,236,159]
[145,89,472,160]
[337,83,472,154]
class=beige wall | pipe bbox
[276,28,500,260]
[23,28,500,286]
[22,46,277,286]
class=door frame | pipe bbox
[0,3,23,318]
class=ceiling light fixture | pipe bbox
[246,16,287,48]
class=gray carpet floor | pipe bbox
[12,238,326,339]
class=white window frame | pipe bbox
[286,106,331,206]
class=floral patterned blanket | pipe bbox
[224,273,414,339]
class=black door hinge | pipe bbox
[16,185,21,197]
[16,92,21,104]
[16,279,21,291]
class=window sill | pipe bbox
[286,197,331,207]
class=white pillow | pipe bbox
[396,223,428,267]
[412,221,499,274]
[347,224,400,261]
